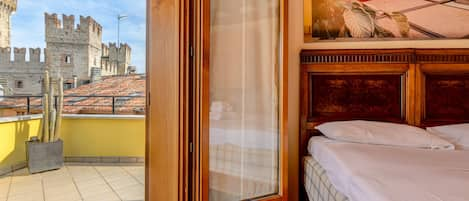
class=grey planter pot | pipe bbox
[26,139,64,174]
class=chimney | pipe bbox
[90,67,102,83]
[0,85,4,101]
[72,75,78,88]
[127,66,137,74]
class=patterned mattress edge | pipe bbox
[304,156,349,201]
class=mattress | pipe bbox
[307,136,469,201]
[304,156,348,201]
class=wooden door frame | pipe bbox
[146,0,191,200]
[195,0,289,200]
[146,0,288,200]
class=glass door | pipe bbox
[206,0,281,200]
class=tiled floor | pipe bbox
[0,164,144,201]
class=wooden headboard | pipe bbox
[299,48,469,200]
[300,49,414,156]
[415,49,469,126]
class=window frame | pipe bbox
[145,0,288,200]
[15,80,24,89]
[195,0,289,200]
[64,55,72,64]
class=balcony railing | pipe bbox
[0,95,145,117]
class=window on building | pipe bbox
[64,83,73,90]
[15,80,24,88]
[65,55,72,64]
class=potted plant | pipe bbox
[26,70,64,174]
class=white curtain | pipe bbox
[209,0,280,200]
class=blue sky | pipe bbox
[10,0,146,73]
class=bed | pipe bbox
[299,49,469,201]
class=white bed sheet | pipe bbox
[308,136,469,201]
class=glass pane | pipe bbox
[209,0,280,200]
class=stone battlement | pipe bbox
[102,43,131,58]
[104,43,132,51]
[0,0,17,12]
[45,13,102,46]
[0,47,45,64]
[45,13,102,34]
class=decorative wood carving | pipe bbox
[301,49,414,64]
[416,55,469,64]
[308,74,404,122]
[414,49,469,126]
[425,75,469,122]
[416,49,469,64]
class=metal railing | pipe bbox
[0,95,146,117]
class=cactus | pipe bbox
[48,77,55,142]
[42,71,50,143]
[53,77,64,141]
[40,70,64,143]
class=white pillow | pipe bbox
[316,120,455,150]
[427,123,469,150]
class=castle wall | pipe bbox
[46,43,89,80]
[45,14,102,48]
[100,43,115,76]
[0,48,45,95]
[45,13,104,81]
[0,11,134,95]
[89,45,102,74]
[106,43,131,75]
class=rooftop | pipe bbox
[65,75,145,97]
[0,75,146,116]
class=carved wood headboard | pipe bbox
[300,49,469,154]
[300,49,415,156]
[415,49,469,126]
[299,48,469,200]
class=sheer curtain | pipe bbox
[209,0,280,200]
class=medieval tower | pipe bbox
[0,0,16,48]
[45,13,103,82]
[0,1,134,95]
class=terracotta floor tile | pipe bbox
[5,165,144,201]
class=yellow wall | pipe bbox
[0,116,145,169]
[0,118,41,169]
[61,117,145,157]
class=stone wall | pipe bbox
[0,10,133,95]
[0,48,45,95]
[106,43,131,75]
[45,13,103,81]
[0,0,16,48]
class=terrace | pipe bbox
[0,75,146,201]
